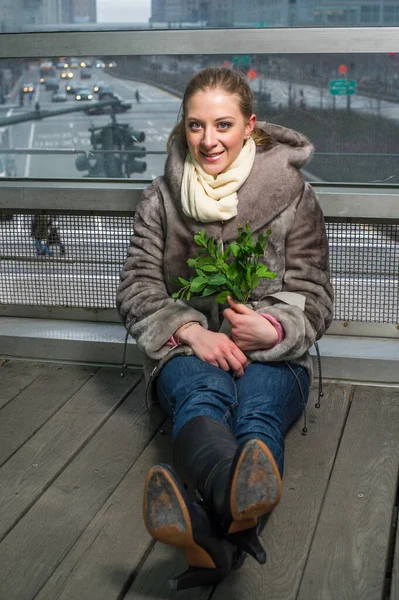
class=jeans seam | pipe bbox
[223,377,239,423]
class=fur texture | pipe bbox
[116,122,334,384]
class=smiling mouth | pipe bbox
[200,151,224,158]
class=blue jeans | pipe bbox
[156,357,310,475]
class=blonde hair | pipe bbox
[167,66,270,153]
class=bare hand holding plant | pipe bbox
[223,296,278,351]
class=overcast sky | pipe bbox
[97,0,151,23]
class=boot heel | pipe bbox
[169,565,231,591]
[226,526,266,565]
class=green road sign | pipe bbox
[232,55,251,67]
[329,79,356,95]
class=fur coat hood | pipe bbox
[117,122,333,387]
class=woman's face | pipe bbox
[185,88,256,176]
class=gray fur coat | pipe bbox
[117,122,334,386]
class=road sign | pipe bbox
[232,55,251,67]
[329,79,356,96]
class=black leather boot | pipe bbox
[143,463,245,590]
[173,416,282,564]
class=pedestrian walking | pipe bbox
[31,214,52,256]
[31,215,65,256]
[135,89,140,103]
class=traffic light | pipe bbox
[76,121,147,178]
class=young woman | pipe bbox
[117,67,334,590]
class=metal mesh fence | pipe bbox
[1,212,398,323]
[326,220,399,323]
[0,213,135,309]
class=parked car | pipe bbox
[45,78,59,91]
[52,91,67,102]
[75,87,93,101]
[80,69,92,79]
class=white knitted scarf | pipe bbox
[181,137,256,223]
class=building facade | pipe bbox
[150,0,399,26]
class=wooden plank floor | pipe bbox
[0,359,398,600]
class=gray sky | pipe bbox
[97,0,151,23]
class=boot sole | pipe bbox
[143,465,216,569]
[229,439,282,522]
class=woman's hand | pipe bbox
[177,323,248,377]
[223,296,278,352]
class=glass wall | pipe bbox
[2,52,399,183]
[2,0,399,33]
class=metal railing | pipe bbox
[1,181,398,337]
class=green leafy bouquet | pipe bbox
[172,223,277,305]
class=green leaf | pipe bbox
[215,290,230,304]
[178,277,190,285]
[230,284,245,302]
[207,237,216,256]
[190,276,208,292]
[172,292,179,299]
[202,286,218,297]
[187,258,196,267]
[230,243,240,257]
[250,273,260,289]
[196,257,217,267]
[207,273,227,286]
[263,271,278,279]
[199,264,219,272]
[194,229,207,247]
[226,262,239,280]
[256,264,270,278]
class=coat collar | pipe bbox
[163,121,314,238]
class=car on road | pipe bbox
[75,87,93,101]
[65,82,81,94]
[80,69,92,79]
[92,81,106,93]
[60,71,73,79]
[98,85,115,99]
[51,91,68,102]
[69,58,80,69]
[86,95,132,115]
[21,82,35,94]
[45,78,59,91]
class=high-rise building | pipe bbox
[150,0,399,27]
[233,0,399,27]
[151,0,166,22]
[0,0,25,31]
